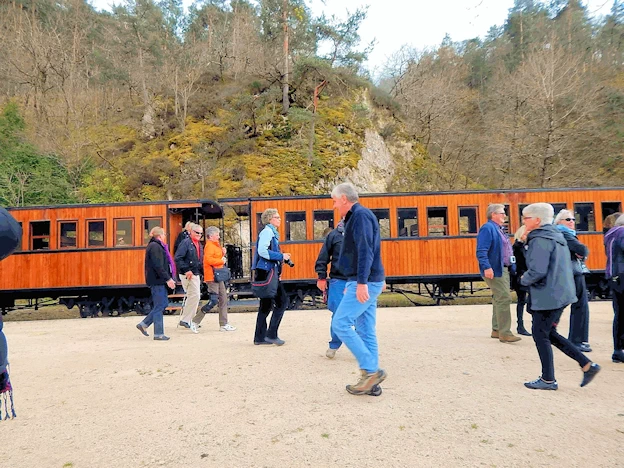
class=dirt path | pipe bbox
[2,303,623,467]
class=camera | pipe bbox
[284,258,295,268]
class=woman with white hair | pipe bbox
[554,209,591,353]
[605,213,624,363]
[520,203,600,390]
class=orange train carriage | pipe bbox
[1,187,622,314]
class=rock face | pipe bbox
[321,129,397,193]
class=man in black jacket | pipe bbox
[174,223,204,333]
[315,219,347,359]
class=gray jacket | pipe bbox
[520,224,577,311]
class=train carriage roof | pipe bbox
[6,199,223,218]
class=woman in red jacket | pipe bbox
[193,226,236,332]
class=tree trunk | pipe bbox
[282,0,289,115]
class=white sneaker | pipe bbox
[190,322,199,334]
[326,348,337,359]
[220,323,237,332]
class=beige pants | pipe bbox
[484,269,513,336]
[179,274,201,324]
[194,282,228,327]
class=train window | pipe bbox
[115,219,133,246]
[30,221,50,250]
[602,202,621,221]
[285,211,306,241]
[458,207,478,235]
[142,217,162,245]
[574,203,596,232]
[16,222,22,251]
[551,203,566,215]
[427,207,448,237]
[59,221,77,249]
[256,213,264,239]
[313,210,334,239]
[371,209,391,238]
[397,208,418,237]
[87,220,106,247]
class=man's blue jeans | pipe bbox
[327,278,347,350]
[141,285,168,336]
[332,281,384,373]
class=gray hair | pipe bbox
[261,208,279,225]
[616,214,624,227]
[522,203,554,226]
[184,221,193,232]
[206,226,220,238]
[331,182,359,203]
[554,209,574,225]
[486,204,505,220]
[190,223,202,233]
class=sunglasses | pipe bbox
[563,218,575,222]
[193,231,203,235]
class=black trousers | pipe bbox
[254,280,287,342]
[516,288,528,327]
[568,274,590,345]
[613,287,624,351]
[531,307,590,382]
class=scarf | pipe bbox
[156,239,176,278]
[496,224,513,266]
[0,367,16,420]
[556,224,577,237]
[268,224,280,242]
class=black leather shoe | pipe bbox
[517,327,532,336]
[178,321,190,329]
[577,343,592,353]
[265,337,285,346]
[254,340,273,345]
[154,335,170,341]
[136,323,149,337]
[612,350,624,363]
[580,363,601,387]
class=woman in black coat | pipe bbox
[555,209,591,352]
[137,226,176,341]
[511,225,531,336]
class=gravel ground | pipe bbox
[1,302,623,468]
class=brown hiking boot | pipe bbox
[499,334,521,343]
[491,330,499,339]
[346,369,387,395]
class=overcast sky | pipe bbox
[90,0,615,72]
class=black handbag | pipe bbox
[212,266,231,282]
[251,268,278,299]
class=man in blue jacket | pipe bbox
[331,183,387,395]
[476,204,521,343]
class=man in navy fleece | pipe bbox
[330,183,387,395]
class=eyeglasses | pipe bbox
[523,216,534,220]
[272,216,281,219]
[495,212,506,215]
[563,218,575,222]
[193,231,203,235]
